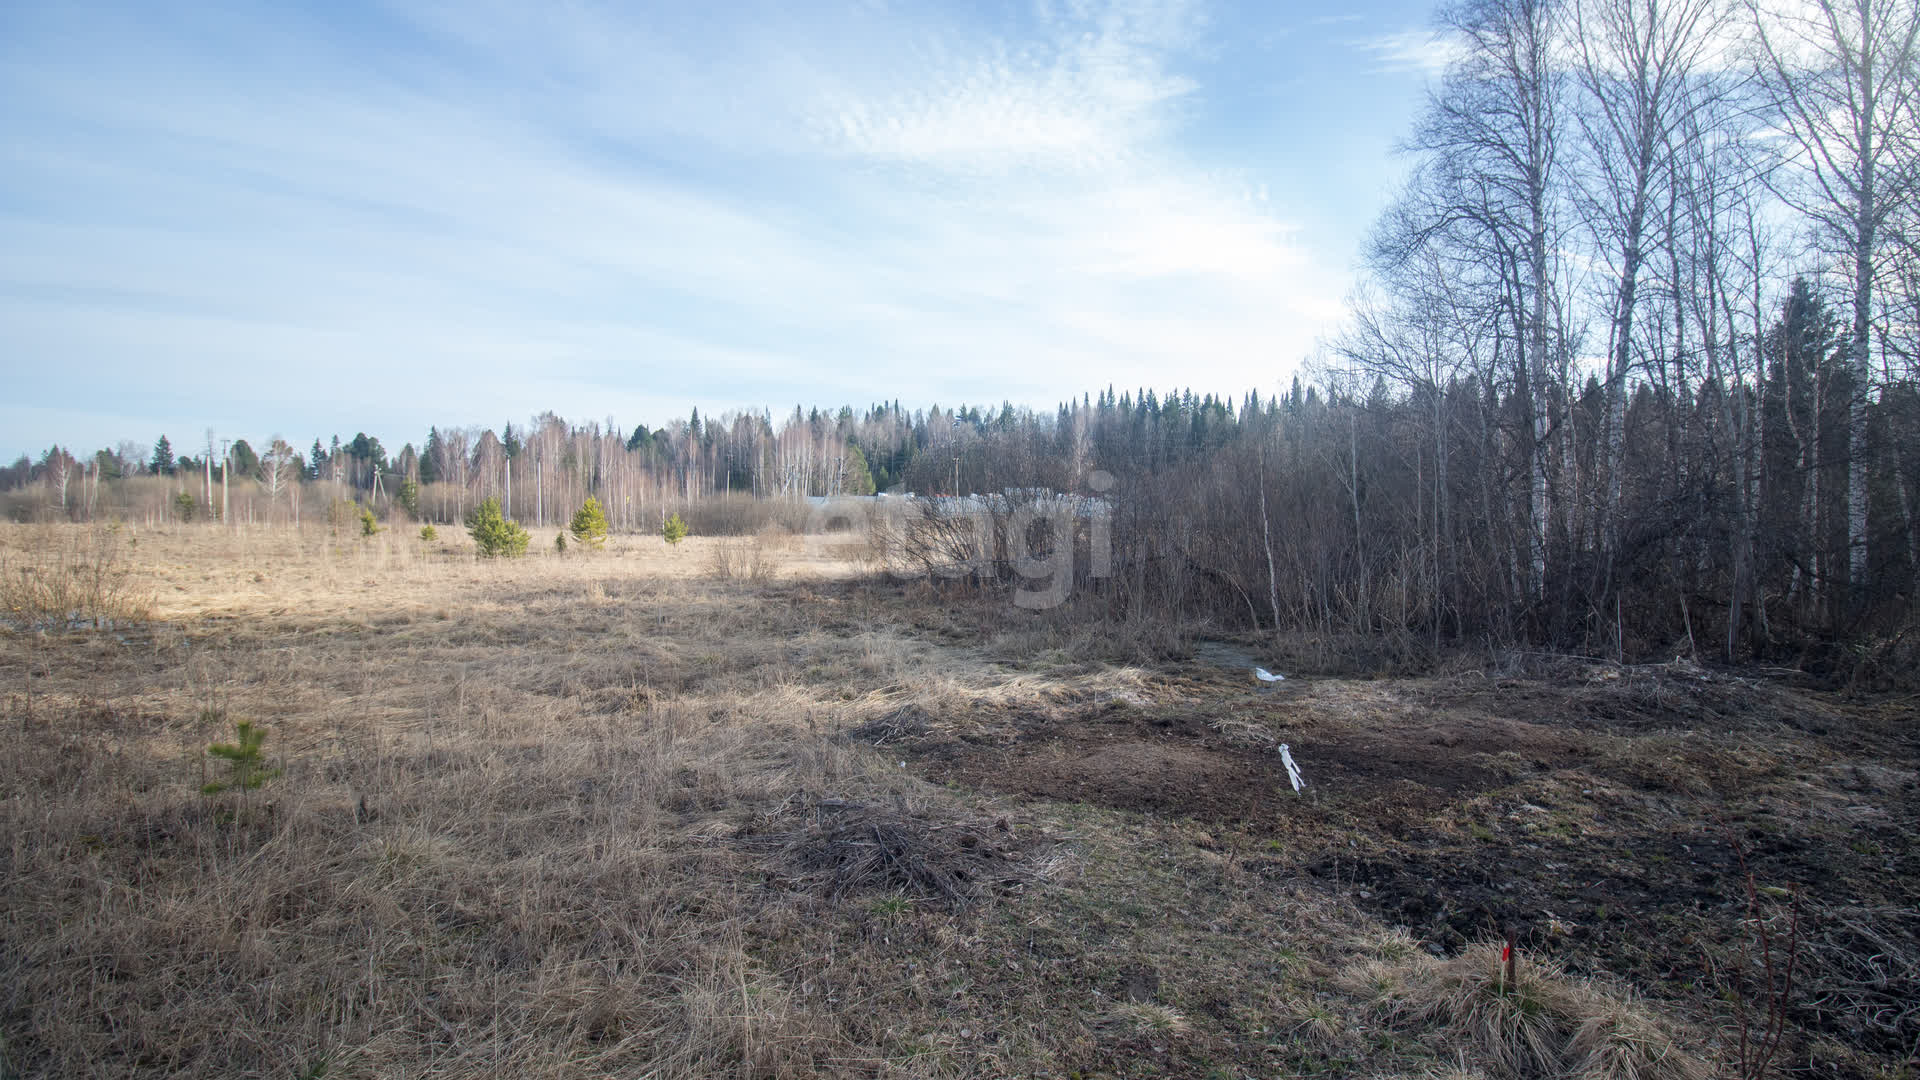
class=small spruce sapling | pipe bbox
[555,532,567,554]
[465,496,530,557]
[420,523,438,541]
[359,506,381,537]
[663,512,689,545]
[570,496,609,550]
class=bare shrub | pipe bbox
[680,493,812,537]
[754,521,800,555]
[886,498,990,580]
[0,523,153,629]
[708,531,779,582]
[1717,822,1805,1080]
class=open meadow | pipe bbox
[2,523,1916,1079]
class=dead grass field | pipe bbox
[2,523,1915,1078]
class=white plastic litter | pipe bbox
[1254,667,1286,683]
[1278,743,1306,793]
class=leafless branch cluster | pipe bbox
[728,799,1042,909]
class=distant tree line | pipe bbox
[3,365,1912,665]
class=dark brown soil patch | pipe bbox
[904,704,1517,827]
[874,664,1920,1071]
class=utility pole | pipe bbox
[220,438,231,527]
[204,429,215,521]
[950,413,963,496]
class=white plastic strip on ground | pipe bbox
[1278,743,1305,793]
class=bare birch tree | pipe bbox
[1752,0,1920,610]
[1573,0,1729,578]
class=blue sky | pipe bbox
[1,0,1449,461]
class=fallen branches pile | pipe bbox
[732,798,1044,908]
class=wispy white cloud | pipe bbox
[0,0,1349,453]
[814,0,1203,171]
[1350,28,1462,76]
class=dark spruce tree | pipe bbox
[229,439,259,481]
[420,428,442,485]
[150,435,175,476]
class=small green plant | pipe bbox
[555,532,568,554]
[419,523,438,541]
[201,716,281,795]
[359,506,381,537]
[663,511,689,545]
[173,492,196,522]
[570,496,609,550]
[465,497,530,558]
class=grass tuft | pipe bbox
[1359,944,1706,1080]
[1106,1001,1191,1036]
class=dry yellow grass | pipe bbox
[1341,945,1709,1080]
[0,522,1742,1079]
